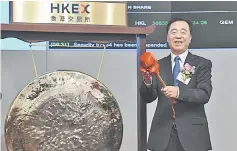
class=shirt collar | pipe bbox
[171,49,189,63]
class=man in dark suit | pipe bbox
[140,18,212,151]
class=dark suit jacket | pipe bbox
[140,52,212,151]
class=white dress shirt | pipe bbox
[171,49,189,73]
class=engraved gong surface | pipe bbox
[5,71,123,151]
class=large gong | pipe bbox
[4,71,123,151]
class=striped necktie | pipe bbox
[173,56,180,86]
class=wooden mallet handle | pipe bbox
[140,52,176,119]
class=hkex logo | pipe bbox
[51,3,90,14]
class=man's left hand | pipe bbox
[161,86,178,99]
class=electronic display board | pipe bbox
[48,1,237,50]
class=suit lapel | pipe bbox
[161,52,196,87]
[184,51,195,66]
[161,55,174,86]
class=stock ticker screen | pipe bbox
[48,1,237,50]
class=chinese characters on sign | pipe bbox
[51,16,90,23]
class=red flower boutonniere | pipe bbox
[180,63,196,81]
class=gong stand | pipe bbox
[1,23,155,151]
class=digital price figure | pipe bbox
[191,20,208,25]
[151,21,169,26]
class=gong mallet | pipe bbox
[139,52,176,119]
